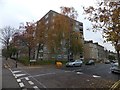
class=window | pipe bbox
[53,13,56,17]
[45,20,49,25]
[52,19,54,23]
[45,14,49,19]
[76,22,79,26]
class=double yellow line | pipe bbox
[110,80,120,90]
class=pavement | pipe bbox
[2,58,20,89]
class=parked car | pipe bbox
[66,59,83,67]
[85,60,95,65]
[104,60,110,64]
[111,60,116,63]
[110,63,120,74]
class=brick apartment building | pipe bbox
[35,10,84,60]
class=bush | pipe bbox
[35,59,67,65]
[18,56,29,65]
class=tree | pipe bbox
[0,26,16,60]
[83,1,120,66]
[46,7,83,61]
[60,6,83,60]
[47,14,70,55]
[35,20,46,60]
[18,22,36,62]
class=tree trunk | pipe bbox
[117,50,120,67]
[6,45,9,60]
[28,47,31,63]
[36,43,40,60]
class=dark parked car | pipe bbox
[85,60,95,65]
[110,63,120,74]
[104,60,110,64]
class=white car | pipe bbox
[110,63,120,74]
[66,60,83,67]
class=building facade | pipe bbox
[36,10,84,60]
[84,40,107,62]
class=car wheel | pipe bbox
[73,64,75,67]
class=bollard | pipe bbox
[56,62,62,68]
[15,61,17,68]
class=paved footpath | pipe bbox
[2,58,20,89]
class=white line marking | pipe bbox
[12,71,21,74]
[33,86,39,88]
[17,79,21,82]
[33,86,40,90]
[15,75,17,79]
[22,89,27,90]
[28,81,34,85]
[21,69,47,88]
[64,71,71,72]
[76,72,83,75]
[93,75,101,78]
[9,68,12,72]
[16,74,26,77]
[72,69,82,72]
[25,77,29,81]
[28,72,56,78]
[13,74,16,77]
[19,82,25,87]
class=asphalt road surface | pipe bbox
[2,58,118,89]
[62,63,120,81]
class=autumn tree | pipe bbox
[83,1,120,66]
[47,7,83,61]
[35,20,46,60]
[18,22,36,62]
[47,14,70,57]
[0,26,16,60]
[60,6,83,60]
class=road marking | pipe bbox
[15,75,17,79]
[72,69,82,72]
[93,75,101,78]
[28,81,34,85]
[22,88,27,90]
[17,79,21,82]
[64,71,72,72]
[15,74,26,77]
[21,69,47,88]
[76,72,83,75]
[25,77,29,81]
[13,74,16,77]
[33,86,40,90]
[12,70,21,74]
[8,68,12,72]
[19,82,25,88]
[28,72,56,78]
[33,86,39,88]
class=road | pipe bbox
[2,58,119,89]
[62,63,120,81]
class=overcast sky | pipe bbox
[0,0,115,52]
